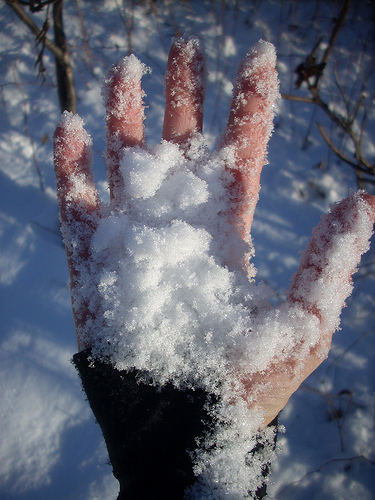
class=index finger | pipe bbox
[222,40,279,237]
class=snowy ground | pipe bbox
[0,1,374,499]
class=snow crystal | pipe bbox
[56,41,374,497]
[240,39,278,101]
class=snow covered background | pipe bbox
[0,0,374,498]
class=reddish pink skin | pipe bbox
[162,38,205,143]
[53,39,375,427]
[244,193,375,426]
[54,121,99,349]
[105,73,144,199]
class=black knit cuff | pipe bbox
[73,348,277,499]
[73,349,214,499]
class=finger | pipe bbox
[222,40,279,236]
[162,36,206,144]
[242,338,333,427]
[103,54,149,200]
[54,111,99,224]
[283,193,374,404]
[243,193,374,427]
[54,111,100,349]
[288,192,375,328]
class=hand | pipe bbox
[53,37,375,429]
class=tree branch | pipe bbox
[314,0,351,87]
[4,0,76,112]
[281,93,315,104]
[4,0,65,62]
[53,0,76,113]
[316,123,371,175]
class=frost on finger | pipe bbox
[225,39,280,171]
[289,192,374,335]
[102,54,151,197]
[242,40,279,101]
[102,54,150,122]
[166,35,206,112]
[54,112,94,202]
[54,111,99,238]
[86,134,278,496]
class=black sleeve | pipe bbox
[73,348,277,499]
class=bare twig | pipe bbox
[34,9,49,81]
[10,63,46,192]
[283,87,375,185]
[115,0,134,55]
[4,0,76,112]
[278,455,375,497]
[314,0,351,87]
[5,0,65,61]
[73,0,94,72]
[316,123,374,178]
[283,0,374,187]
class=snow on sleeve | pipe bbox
[85,133,281,496]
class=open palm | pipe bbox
[53,36,374,496]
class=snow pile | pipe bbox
[91,136,250,386]
[55,41,374,498]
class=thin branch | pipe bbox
[314,0,351,87]
[34,7,49,80]
[5,0,76,112]
[317,123,374,176]
[4,0,66,63]
[73,0,94,72]
[10,63,45,192]
[284,88,374,182]
[317,123,360,170]
[281,93,315,104]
